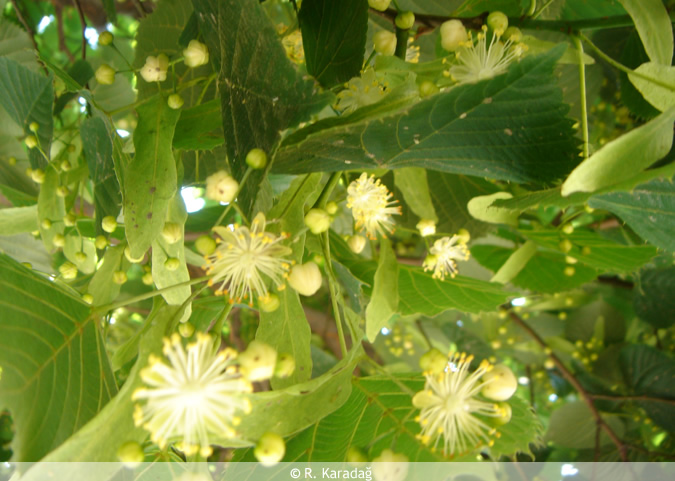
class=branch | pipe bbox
[73,0,88,60]
[509,311,628,461]
[588,393,675,406]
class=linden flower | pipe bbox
[448,25,525,84]
[412,353,508,456]
[205,213,292,304]
[140,54,169,83]
[423,234,470,279]
[132,334,253,457]
[347,173,401,239]
[335,68,387,114]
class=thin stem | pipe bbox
[579,32,675,92]
[574,36,589,159]
[73,0,87,60]
[526,0,537,17]
[509,311,628,461]
[208,303,233,335]
[415,319,432,350]
[394,27,408,60]
[588,393,675,406]
[314,172,342,209]
[93,276,211,315]
[321,232,347,358]
[363,49,377,69]
[531,0,555,20]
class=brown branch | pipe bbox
[588,393,675,406]
[509,311,628,461]
[73,0,87,60]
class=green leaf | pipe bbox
[590,176,675,253]
[467,192,519,226]
[561,105,675,196]
[102,0,117,24]
[0,205,37,236]
[365,238,399,342]
[0,19,41,71]
[619,344,675,431]
[522,229,657,273]
[545,401,624,449]
[172,99,223,151]
[394,168,438,222]
[273,46,578,185]
[633,266,675,329]
[87,245,125,307]
[81,117,121,237]
[485,241,537,285]
[124,97,181,259]
[473,244,599,293]
[37,167,65,253]
[629,62,675,112]
[192,0,331,216]
[63,234,96,275]
[0,58,53,169]
[0,253,117,461]
[618,0,673,66]
[298,0,367,88]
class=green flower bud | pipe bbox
[346,446,368,467]
[31,168,45,183]
[167,93,184,110]
[142,272,154,286]
[373,30,397,56]
[274,353,295,378]
[559,238,573,253]
[481,364,517,401]
[440,19,467,51]
[41,218,52,230]
[24,135,38,149]
[195,235,217,256]
[60,159,72,171]
[239,340,277,381]
[288,262,322,296]
[245,148,268,169]
[59,261,78,279]
[82,293,94,304]
[56,186,69,197]
[164,257,181,271]
[254,432,285,467]
[304,208,331,234]
[101,216,117,233]
[564,266,575,277]
[258,293,280,313]
[395,11,415,30]
[325,201,338,215]
[74,251,88,263]
[179,322,195,338]
[503,26,522,42]
[347,234,367,254]
[416,219,436,236]
[183,40,210,68]
[63,213,76,227]
[95,64,116,85]
[117,441,144,468]
[95,235,108,250]
[206,170,239,203]
[368,0,390,12]
[52,233,65,248]
[124,246,144,263]
[562,224,574,234]
[487,11,509,34]
[29,122,39,133]
[161,222,182,244]
[113,270,128,285]
[419,348,447,373]
[456,228,471,244]
[98,31,114,46]
[418,80,439,98]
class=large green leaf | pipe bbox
[545,401,624,449]
[299,0,367,88]
[365,237,399,342]
[618,0,673,66]
[172,99,223,151]
[124,97,181,259]
[37,167,65,253]
[0,19,40,71]
[0,254,117,461]
[394,168,438,222]
[81,117,121,237]
[589,176,675,252]
[273,46,578,185]
[0,58,53,169]
[633,266,675,329]
[0,205,37,236]
[192,0,331,215]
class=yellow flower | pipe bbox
[140,54,169,83]
[205,213,292,305]
[132,334,252,457]
[205,170,239,204]
[346,173,401,239]
[413,353,508,456]
[336,68,387,114]
[423,234,470,279]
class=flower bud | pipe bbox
[59,261,78,279]
[167,93,184,110]
[8,156,16,166]
[487,11,509,34]
[101,216,117,233]
[440,19,467,51]
[98,31,114,46]
[418,80,439,98]
[245,148,267,169]
[56,186,69,197]
[368,0,390,12]
[559,238,573,253]
[64,213,77,227]
[275,353,295,378]
[239,340,277,381]
[41,218,52,230]
[325,201,338,215]
[140,54,168,83]
[456,228,471,244]
[161,222,182,244]
[29,122,39,133]
[258,293,280,313]
[95,64,116,85]
[503,26,522,42]
[195,235,216,255]
[416,219,436,237]
[254,432,285,467]
[142,272,153,286]
[304,208,331,234]
[347,234,367,254]
[288,262,322,296]
[60,159,72,171]
[125,246,145,263]
[95,235,108,250]
[419,348,447,373]
[164,257,181,271]
[395,11,415,30]
[206,170,239,203]
[373,30,397,56]
[31,168,45,183]
[113,270,128,285]
[53,233,65,248]
[179,322,195,338]
[74,251,88,263]
[117,441,144,468]
[82,293,94,304]
[183,40,210,68]
[481,364,517,401]
[346,446,368,467]
[24,135,38,149]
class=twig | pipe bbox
[73,0,87,60]
[588,393,675,406]
[526,365,535,407]
[509,311,628,461]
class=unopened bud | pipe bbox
[245,148,267,169]
[304,208,331,234]
[288,262,322,296]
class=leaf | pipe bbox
[172,99,223,151]
[0,253,117,461]
[273,46,578,185]
[63,234,96,275]
[365,238,399,342]
[589,176,675,252]
[629,62,675,112]
[87,245,125,307]
[521,36,595,65]
[192,0,331,216]
[394,168,438,222]
[618,0,673,66]
[37,167,65,253]
[124,97,181,259]
[561,104,675,196]
[545,401,624,449]
[0,19,40,71]
[485,241,537,285]
[633,266,675,329]
[467,192,519,226]
[0,58,53,169]
[0,205,37,236]
[81,117,121,236]
[523,229,657,273]
[298,0,367,88]
[102,0,117,24]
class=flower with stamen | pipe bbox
[347,173,401,239]
[413,352,509,456]
[132,333,253,457]
[335,68,387,114]
[423,234,470,280]
[448,25,525,84]
[204,213,292,305]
